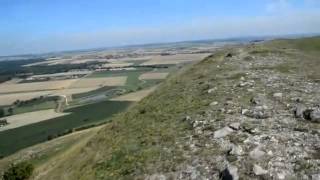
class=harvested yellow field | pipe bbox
[53,87,98,96]
[0,109,70,132]
[139,72,169,80]
[69,77,127,88]
[101,63,133,68]
[111,86,157,102]
[0,79,78,94]
[0,91,54,106]
[141,53,211,65]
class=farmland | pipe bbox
[0,109,70,132]
[0,100,132,156]
[0,40,216,157]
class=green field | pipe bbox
[0,100,132,157]
[72,86,116,99]
[12,101,56,115]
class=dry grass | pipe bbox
[139,72,169,80]
[0,109,69,132]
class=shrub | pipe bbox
[2,161,34,180]
[0,108,5,118]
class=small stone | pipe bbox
[240,76,245,81]
[253,164,268,175]
[293,104,306,118]
[302,108,320,123]
[214,127,234,138]
[226,109,233,114]
[184,116,191,121]
[210,101,219,106]
[250,95,267,105]
[273,92,283,99]
[230,144,244,156]
[208,88,216,94]
[249,147,266,160]
[242,109,249,115]
[220,165,239,180]
[312,174,320,180]
[277,172,286,180]
[229,123,241,130]
[310,109,320,123]
[228,165,239,180]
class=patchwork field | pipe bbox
[0,109,69,132]
[141,53,210,65]
[139,72,169,80]
[0,76,129,105]
[0,100,132,156]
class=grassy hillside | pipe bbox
[2,36,320,179]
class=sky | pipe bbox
[0,0,320,56]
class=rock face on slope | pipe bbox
[145,39,320,180]
[29,38,320,180]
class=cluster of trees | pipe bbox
[0,107,13,118]
[2,161,34,180]
[0,108,5,118]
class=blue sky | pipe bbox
[0,0,320,55]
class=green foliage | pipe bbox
[2,161,34,180]
[0,108,5,118]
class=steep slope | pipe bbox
[9,37,320,179]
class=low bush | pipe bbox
[2,161,34,180]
